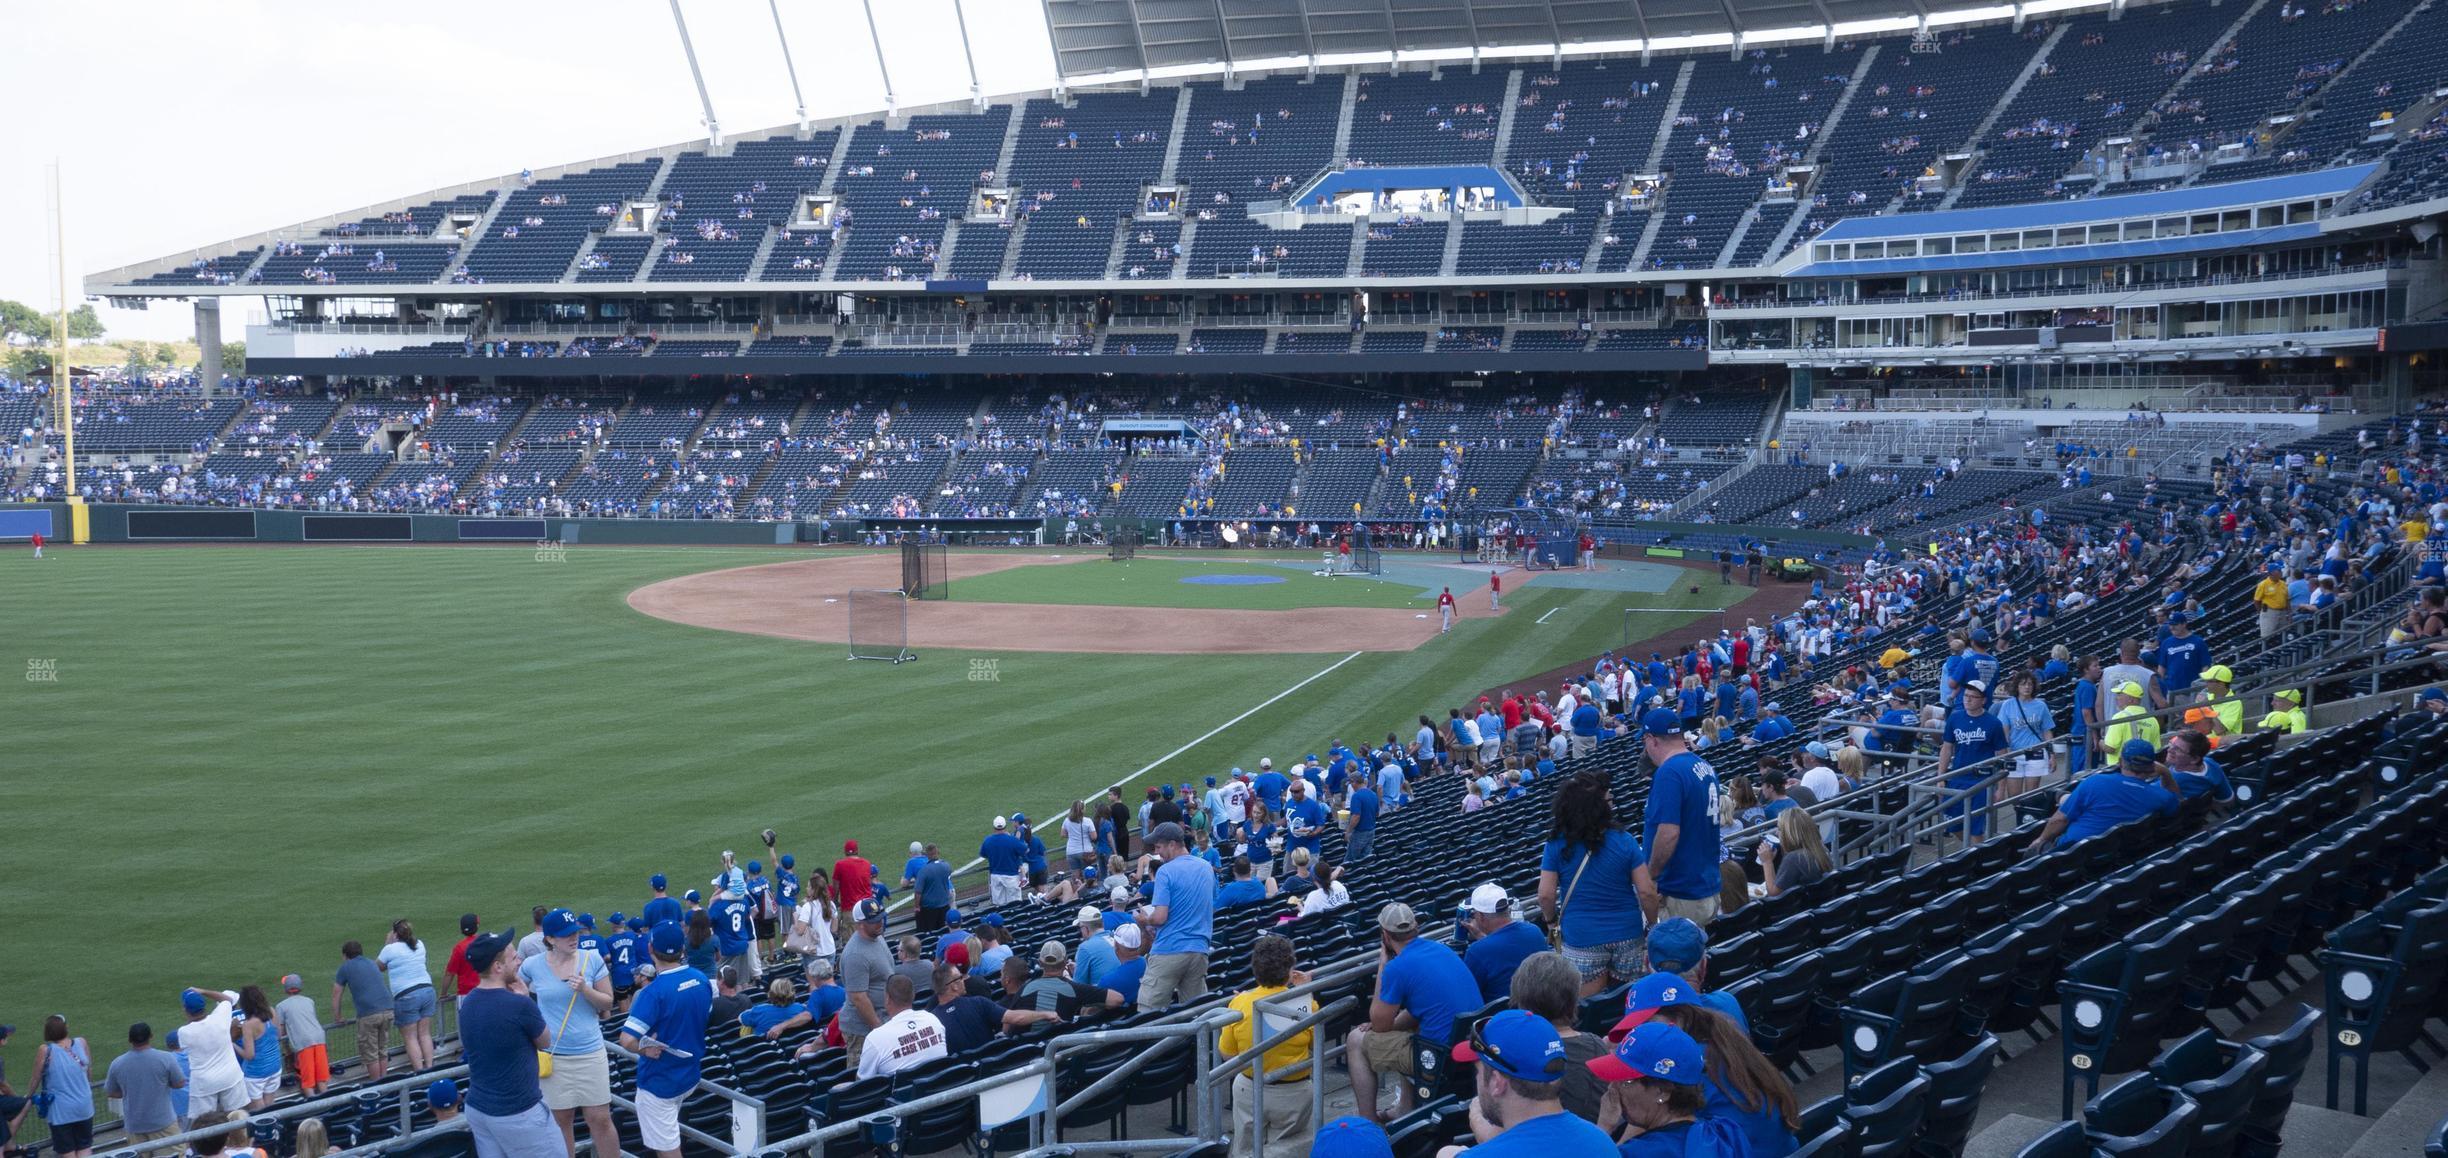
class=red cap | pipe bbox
[944,941,971,967]
[844,839,859,853]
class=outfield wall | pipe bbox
[11,503,1878,559]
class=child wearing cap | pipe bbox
[1588,1023,1755,1158]
[1602,975,1796,1155]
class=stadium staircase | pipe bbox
[1344,218,1368,276]
[1158,83,1193,184]
[1714,204,1764,269]
[1489,67,1526,168]
[998,214,1030,280]
[932,220,962,280]
[439,187,511,283]
[560,234,602,282]
[1331,73,1360,163]
[1168,217,1199,280]
[2099,0,2271,188]
[991,102,1026,186]
[816,128,857,196]
[1101,219,1130,278]
[1759,46,1885,257]
[1935,22,2072,211]
[630,236,668,284]
[749,225,785,281]
[2227,0,2439,179]
[1439,212,1466,277]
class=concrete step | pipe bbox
[1962,1112,2060,1158]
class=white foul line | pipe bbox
[905,649,1368,902]
[1535,607,1560,625]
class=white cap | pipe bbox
[1467,883,1513,914]
[1076,906,1103,926]
[993,815,1008,829]
[910,841,925,856]
[1111,924,1144,950]
[1259,757,1272,769]
[1109,884,1133,905]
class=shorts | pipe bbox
[393,985,437,1026]
[191,1080,250,1119]
[468,1099,568,1158]
[354,1008,395,1061]
[916,906,948,932]
[636,1090,684,1153]
[1029,867,1048,888]
[1360,1029,1416,1077]
[293,1043,330,1089]
[989,873,1024,905]
[541,1047,612,1110]
[47,1118,94,1153]
[247,1071,283,1100]
[753,916,779,942]
[1661,893,1722,926]
[1560,936,1648,982]
[1478,739,1500,764]
[127,1125,181,1158]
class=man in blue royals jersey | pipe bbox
[1936,680,2010,841]
[1641,708,1723,925]
[641,875,683,929]
[708,888,757,989]
[605,919,643,1011]
[744,861,778,962]
[775,855,800,917]
[619,924,710,1158]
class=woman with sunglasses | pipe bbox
[1587,1022,1752,1158]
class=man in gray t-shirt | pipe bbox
[105,1023,187,1145]
[837,901,894,1051]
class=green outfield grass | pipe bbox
[3,544,1741,1084]
[942,553,1442,610]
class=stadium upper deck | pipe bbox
[83,0,2448,378]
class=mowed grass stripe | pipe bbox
[1,546,1743,1083]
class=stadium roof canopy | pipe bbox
[1038,0,2027,79]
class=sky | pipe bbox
[0,0,1061,341]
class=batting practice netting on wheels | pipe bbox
[900,541,948,600]
[1351,545,1383,575]
[1110,530,1142,562]
[848,588,915,663]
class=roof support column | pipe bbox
[767,0,811,134]
[861,0,897,116]
[668,0,723,148]
[952,0,986,110]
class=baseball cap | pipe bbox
[1962,679,1989,697]
[281,974,303,993]
[1762,702,1781,714]
[460,913,481,935]
[1452,1010,1569,1083]
[1110,924,1144,951]
[2424,687,2448,704]
[1012,813,1027,825]
[1110,884,1133,905]
[945,908,964,927]
[2274,688,2303,703]
[780,854,794,869]
[650,873,668,890]
[993,815,1009,829]
[1969,627,1992,643]
[1589,1022,1708,1084]
[1149,821,1188,847]
[2120,739,2159,764]
[845,839,860,854]
[1646,918,1708,975]
[1077,905,1103,926]
[944,941,972,968]
[577,913,597,930]
[1310,1117,1395,1158]
[1204,776,1217,787]
[1039,940,1070,967]
[1466,883,1512,915]
[2202,666,2234,685]
[1377,902,1419,936]
[853,899,888,924]
[609,912,627,927]
[684,889,702,903]
[980,913,1005,928]
[426,1080,461,1110]
[1641,707,1682,736]
[649,922,688,956]
[1605,973,1712,1038]
[1259,757,1273,769]
[746,860,761,874]
[181,990,208,1015]
[464,929,520,972]
[2115,681,2146,697]
[1889,686,1910,702]
[2167,612,2189,626]
[1804,740,1833,760]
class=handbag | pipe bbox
[1548,845,1595,951]
[538,965,583,1078]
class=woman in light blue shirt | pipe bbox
[1997,672,2057,816]
[377,919,438,1071]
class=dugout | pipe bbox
[1466,507,1583,569]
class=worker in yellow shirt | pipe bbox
[2403,517,2429,545]
[2251,561,2291,640]
[2101,680,2160,761]
[2257,688,2308,734]
[1880,645,1913,671]
[1218,933,1314,1153]
[2182,665,2244,747]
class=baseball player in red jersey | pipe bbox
[30,531,42,559]
[1437,586,1456,633]
[1489,569,1502,611]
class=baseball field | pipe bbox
[4,542,1752,1079]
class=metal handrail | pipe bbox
[96,1065,474,1158]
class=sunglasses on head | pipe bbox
[1468,1023,1567,1078]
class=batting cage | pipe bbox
[900,540,948,600]
[1110,529,1143,562]
[847,588,915,663]
[1468,507,1583,569]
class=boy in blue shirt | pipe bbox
[618,923,711,1158]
